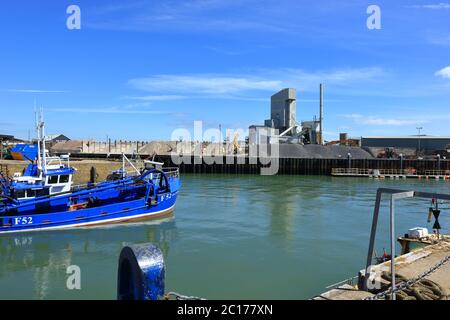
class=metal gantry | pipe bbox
[363,188,450,300]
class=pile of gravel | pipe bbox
[278,144,374,159]
[136,141,374,159]
[138,141,178,155]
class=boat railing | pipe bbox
[162,167,180,179]
[45,154,71,167]
[72,182,96,190]
[71,168,179,190]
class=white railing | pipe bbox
[332,168,416,176]
[332,168,450,176]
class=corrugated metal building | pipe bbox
[361,136,450,152]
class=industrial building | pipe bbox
[264,88,297,133]
[249,87,322,146]
[0,134,23,144]
[361,136,450,154]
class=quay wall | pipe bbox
[156,156,450,175]
[1,157,449,183]
[0,160,123,184]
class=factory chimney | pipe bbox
[319,83,324,145]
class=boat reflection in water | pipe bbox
[0,218,177,299]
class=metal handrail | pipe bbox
[333,167,450,176]
[424,170,450,176]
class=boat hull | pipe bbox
[0,192,178,234]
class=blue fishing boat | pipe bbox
[0,112,181,234]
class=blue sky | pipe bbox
[0,0,450,141]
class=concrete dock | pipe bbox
[314,236,450,300]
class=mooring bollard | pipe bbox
[117,244,165,300]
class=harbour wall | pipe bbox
[156,156,450,175]
[0,160,123,185]
[1,157,449,183]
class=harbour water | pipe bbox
[0,175,449,300]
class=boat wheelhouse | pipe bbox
[11,155,75,200]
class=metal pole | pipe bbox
[416,127,422,157]
[399,154,403,173]
[319,83,323,145]
[418,137,421,157]
[41,109,47,174]
[364,189,382,290]
[35,109,42,170]
[122,153,125,178]
[390,195,396,300]
[347,153,352,172]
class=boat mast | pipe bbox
[40,107,47,174]
[122,153,125,178]
[35,102,42,172]
[35,107,47,174]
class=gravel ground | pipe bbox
[278,144,373,159]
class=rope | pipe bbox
[365,254,450,300]
[380,272,446,300]
[164,292,207,300]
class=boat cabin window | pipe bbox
[48,175,59,184]
[26,190,37,198]
[36,188,50,197]
[15,188,50,199]
[60,175,70,183]
[47,174,71,184]
[15,190,26,199]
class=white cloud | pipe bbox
[128,75,282,94]
[5,89,68,93]
[435,66,450,79]
[408,3,450,9]
[49,106,183,116]
[126,95,188,101]
[427,34,450,46]
[128,67,384,95]
[88,0,289,33]
[363,118,426,126]
[423,3,450,9]
[342,114,363,120]
[342,114,428,126]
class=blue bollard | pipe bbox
[117,244,165,300]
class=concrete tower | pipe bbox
[265,88,297,132]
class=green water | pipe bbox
[1,175,449,300]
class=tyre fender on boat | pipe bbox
[117,244,165,300]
